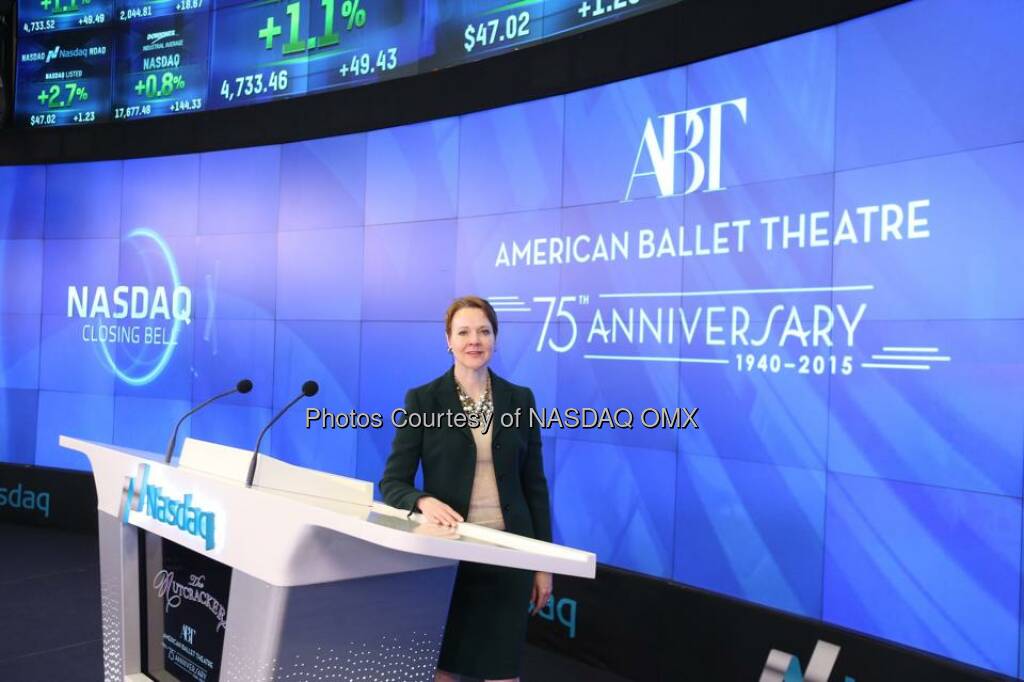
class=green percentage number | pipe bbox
[37,82,89,109]
[258,0,365,54]
[341,0,365,29]
[39,0,91,15]
[134,72,187,99]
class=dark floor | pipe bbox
[0,523,629,682]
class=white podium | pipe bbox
[60,435,595,682]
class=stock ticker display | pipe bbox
[14,0,681,126]
[4,0,1024,677]
[15,29,114,126]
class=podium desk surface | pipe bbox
[60,436,596,587]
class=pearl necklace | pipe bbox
[455,376,493,422]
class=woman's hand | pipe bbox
[416,496,464,527]
[412,522,459,539]
[531,571,553,615]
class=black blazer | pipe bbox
[379,367,552,542]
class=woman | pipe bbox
[379,295,553,682]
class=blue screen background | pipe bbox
[2,0,1024,675]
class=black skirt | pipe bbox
[437,561,535,679]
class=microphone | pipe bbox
[165,379,254,464]
[245,380,319,488]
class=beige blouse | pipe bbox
[456,377,506,531]
[466,425,505,530]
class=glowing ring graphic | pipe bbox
[98,228,187,386]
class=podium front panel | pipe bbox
[97,508,458,681]
[221,566,457,681]
[140,534,233,682]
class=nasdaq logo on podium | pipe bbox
[759,640,855,682]
[625,97,748,201]
[123,463,218,551]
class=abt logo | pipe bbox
[182,625,195,645]
[625,97,748,201]
[759,640,855,682]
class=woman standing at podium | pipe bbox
[379,295,553,682]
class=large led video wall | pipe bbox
[14,0,680,126]
[2,0,1023,675]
